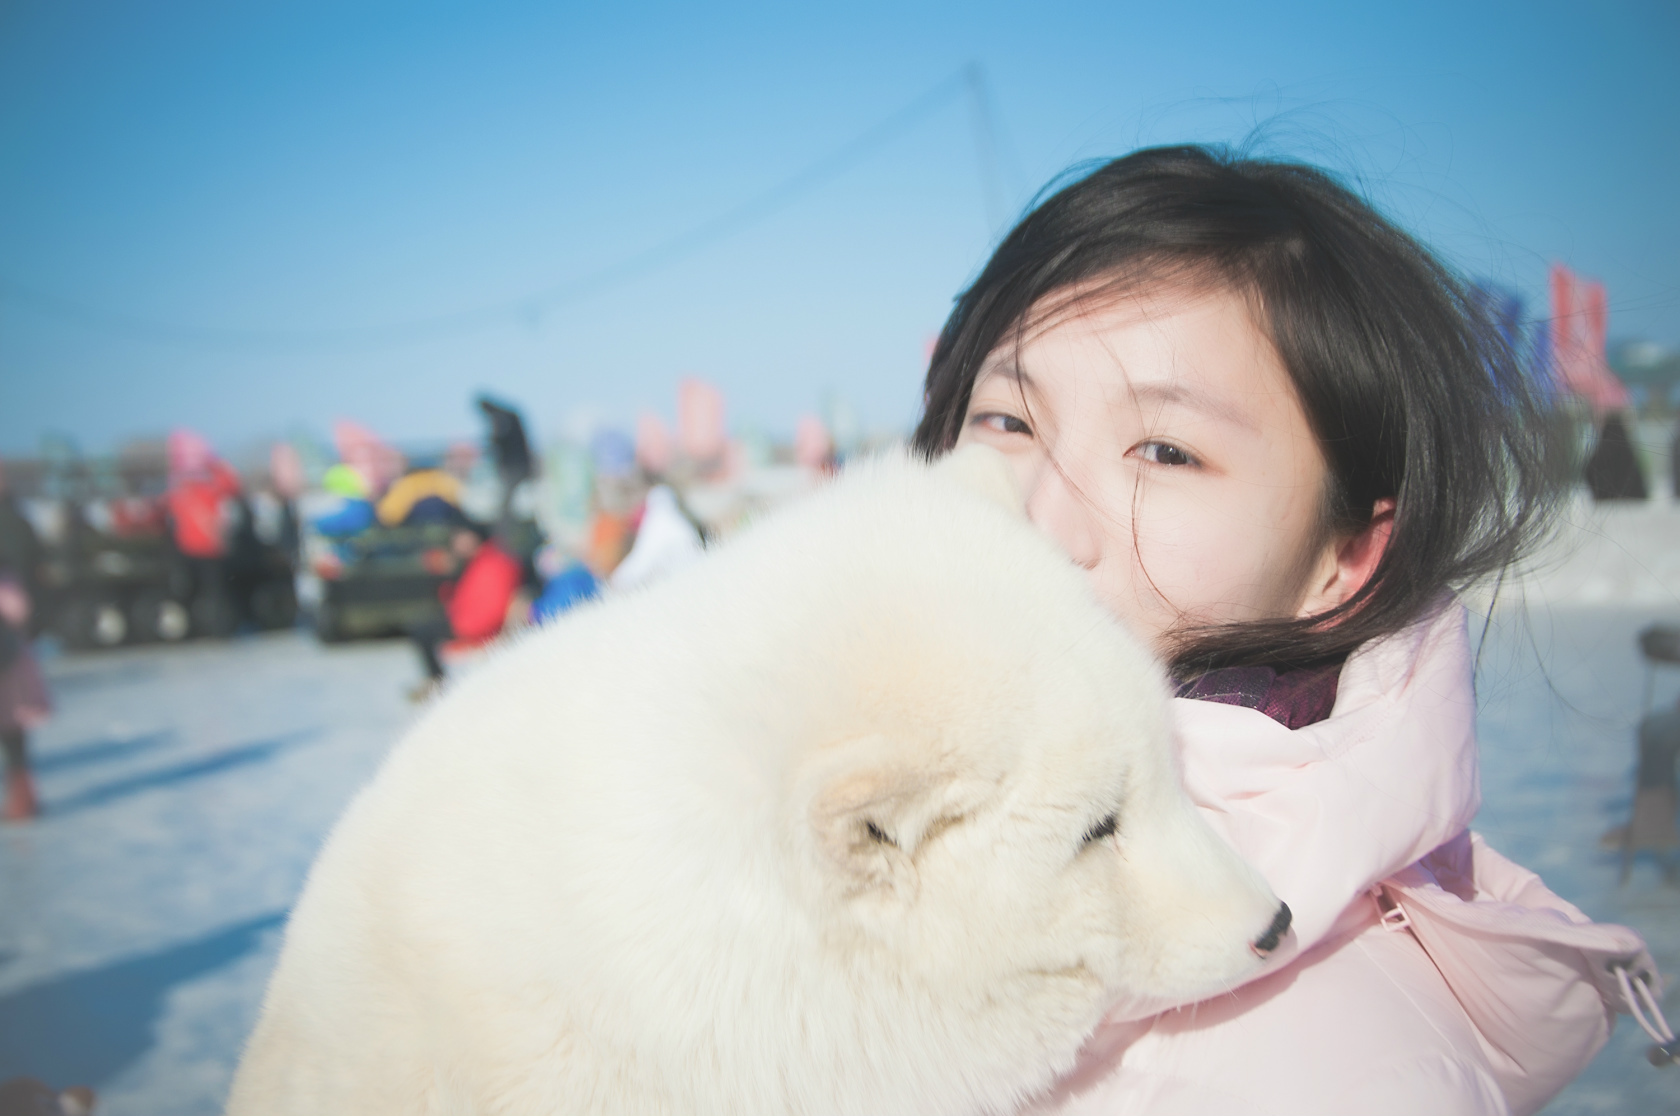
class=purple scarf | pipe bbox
[1175,660,1343,730]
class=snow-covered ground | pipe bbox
[1474,603,1680,1115]
[2,501,1679,1115]
[0,633,419,1114]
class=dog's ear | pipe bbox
[801,735,945,900]
[935,443,1023,515]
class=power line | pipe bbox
[0,70,975,354]
[965,63,1007,234]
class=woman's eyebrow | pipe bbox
[978,359,1033,388]
[1128,381,1257,431]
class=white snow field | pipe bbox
[2,499,1679,1115]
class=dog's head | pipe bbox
[784,446,1287,1089]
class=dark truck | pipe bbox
[308,517,542,643]
[6,451,299,651]
[307,395,542,644]
[40,515,194,649]
[40,497,299,651]
[310,523,458,643]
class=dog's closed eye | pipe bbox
[865,821,897,847]
[1081,814,1118,845]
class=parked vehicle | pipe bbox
[8,451,298,651]
[309,523,459,643]
[307,518,540,643]
[42,520,194,649]
[305,398,543,645]
[39,504,298,650]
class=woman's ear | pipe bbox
[1296,498,1396,618]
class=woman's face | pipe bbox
[955,283,1346,656]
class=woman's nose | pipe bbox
[1023,462,1102,570]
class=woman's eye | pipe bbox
[1133,441,1196,467]
[1082,814,1118,845]
[973,412,1032,437]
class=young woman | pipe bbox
[914,146,1666,1115]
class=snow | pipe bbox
[0,633,419,1114]
[3,503,1680,1114]
[1474,604,1680,1114]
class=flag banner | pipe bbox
[1549,264,1630,414]
[678,378,727,463]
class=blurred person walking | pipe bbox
[0,460,50,822]
[476,395,533,531]
[0,574,51,823]
[406,526,524,701]
[165,429,242,636]
[403,396,538,699]
[0,461,43,625]
[268,442,307,565]
[609,486,703,592]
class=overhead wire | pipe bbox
[0,67,1004,354]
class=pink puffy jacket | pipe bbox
[1030,601,1662,1116]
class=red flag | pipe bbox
[636,411,673,475]
[167,428,216,482]
[793,415,833,471]
[677,378,726,463]
[1549,264,1629,414]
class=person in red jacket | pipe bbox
[166,458,239,560]
[407,528,524,699]
[165,433,242,633]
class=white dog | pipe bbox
[228,446,1287,1116]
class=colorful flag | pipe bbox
[794,415,833,471]
[167,428,216,482]
[270,441,305,500]
[1549,264,1630,414]
[636,411,673,475]
[677,378,727,463]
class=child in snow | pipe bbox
[915,146,1667,1115]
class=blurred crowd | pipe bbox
[0,378,869,723]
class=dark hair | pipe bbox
[913,144,1559,678]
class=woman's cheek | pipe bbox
[1086,538,1205,647]
[1120,498,1271,627]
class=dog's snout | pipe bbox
[1250,902,1292,958]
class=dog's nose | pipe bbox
[1250,902,1292,958]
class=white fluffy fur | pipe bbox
[228,446,1282,1116]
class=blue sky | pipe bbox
[1,0,1675,456]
